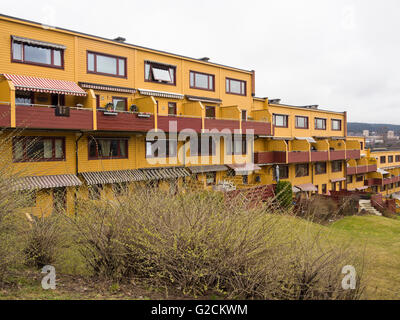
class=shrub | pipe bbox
[24,212,67,269]
[275,181,293,209]
[295,196,338,223]
[62,185,365,299]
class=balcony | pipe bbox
[97,110,155,132]
[288,151,309,163]
[365,178,382,186]
[383,176,400,185]
[0,104,11,127]
[242,120,272,135]
[311,151,329,162]
[16,105,93,130]
[204,118,240,132]
[158,115,202,133]
[254,151,286,164]
[347,164,377,175]
[346,149,361,160]
[330,150,346,160]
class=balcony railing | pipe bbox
[288,151,309,163]
[346,149,361,160]
[254,151,286,164]
[96,110,154,132]
[347,164,377,175]
[16,104,93,130]
[311,151,329,162]
[158,115,202,133]
[330,150,346,160]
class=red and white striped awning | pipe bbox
[3,74,87,96]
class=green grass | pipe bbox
[329,215,400,299]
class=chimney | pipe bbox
[199,57,210,62]
[114,37,126,43]
[251,70,255,97]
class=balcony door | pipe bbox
[51,94,65,106]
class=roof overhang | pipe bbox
[12,174,82,191]
[138,88,184,100]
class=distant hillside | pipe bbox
[348,122,400,134]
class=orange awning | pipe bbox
[3,74,87,96]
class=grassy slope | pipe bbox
[1,215,399,300]
[329,216,400,300]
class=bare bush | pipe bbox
[62,185,365,299]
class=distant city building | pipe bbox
[363,130,369,137]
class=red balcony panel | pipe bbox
[347,166,357,175]
[97,111,154,132]
[311,151,329,162]
[356,165,368,174]
[330,150,346,160]
[346,149,361,159]
[367,164,377,172]
[254,151,286,164]
[204,118,240,132]
[242,121,272,135]
[365,178,382,186]
[383,178,393,185]
[288,151,309,163]
[0,104,11,127]
[158,115,202,133]
[16,105,93,130]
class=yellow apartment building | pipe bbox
[1,13,396,216]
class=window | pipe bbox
[274,165,289,180]
[190,71,215,91]
[273,114,288,128]
[315,118,327,130]
[388,156,394,163]
[331,161,343,172]
[396,155,400,162]
[227,136,247,156]
[15,91,34,105]
[112,97,127,112]
[146,139,177,158]
[145,61,176,85]
[168,102,177,116]
[241,110,247,121]
[331,119,342,131]
[360,142,364,150]
[226,78,246,96]
[13,137,65,162]
[87,51,126,77]
[89,138,128,159]
[96,95,101,109]
[331,182,337,192]
[190,137,217,156]
[347,175,353,184]
[12,37,64,68]
[356,175,364,182]
[295,164,309,177]
[242,175,249,185]
[205,106,216,118]
[322,184,327,194]
[380,156,386,164]
[89,184,103,200]
[315,162,327,175]
[295,116,309,129]
[206,172,217,186]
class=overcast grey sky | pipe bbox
[1,0,399,124]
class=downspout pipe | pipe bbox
[74,131,84,216]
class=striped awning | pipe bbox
[356,186,369,191]
[295,183,318,192]
[295,137,317,144]
[330,178,346,183]
[138,88,184,100]
[80,170,146,185]
[79,82,136,94]
[140,167,190,180]
[12,174,82,191]
[186,95,222,104]
[12,35,66,50]
[187,165,228,174]
[3,74,87,96]
[227,163,262,175]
